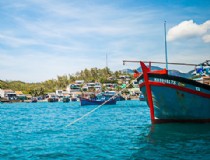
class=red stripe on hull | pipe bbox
[140,62,155,122]
[139,81,210,98]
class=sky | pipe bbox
[0,0,210,82]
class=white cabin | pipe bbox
[66,84,81,93]
[0,89,16,100]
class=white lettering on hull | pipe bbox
[154,78,176,85]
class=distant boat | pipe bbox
[63,97,70,103]
[139,93,145,101]
[103,91,125,101]
[136,60,210,123]
[80,97,117,106]
[71,97,77,102]
[31,97,37,103]
[48,96,58,102]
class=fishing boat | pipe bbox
[139,92,145,101]
[48,96,59,102]
[133,60,210,123]
[63,96,70,103]
[123,22,210,123]
[71,97,78,102]
[80,96,117,106]
[31,97,38,103]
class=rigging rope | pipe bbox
[65,76,139,127]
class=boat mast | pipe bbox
[164,21,168,70]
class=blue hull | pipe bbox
[141,85,210,120]
[80,98,116,106]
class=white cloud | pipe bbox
[202,34,210,43]
[0,33,38,47]
[167,20,210,43]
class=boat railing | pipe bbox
[123,60,210,75]
[123,60,197,67]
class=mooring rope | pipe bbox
[65,77,138,127]
[65,98,113,127]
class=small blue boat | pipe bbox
[80,97,117,106]
[139,93,145,101]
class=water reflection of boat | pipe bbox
[130,124,210,160]
[148,124,210,142]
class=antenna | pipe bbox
[164,21,168,70]
[106,53,108,68]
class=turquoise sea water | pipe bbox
[0,100,210,160]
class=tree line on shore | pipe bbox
[0,67,129,96]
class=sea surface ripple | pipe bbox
[0,100,210,160]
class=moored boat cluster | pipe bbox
[0,77,143,104]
